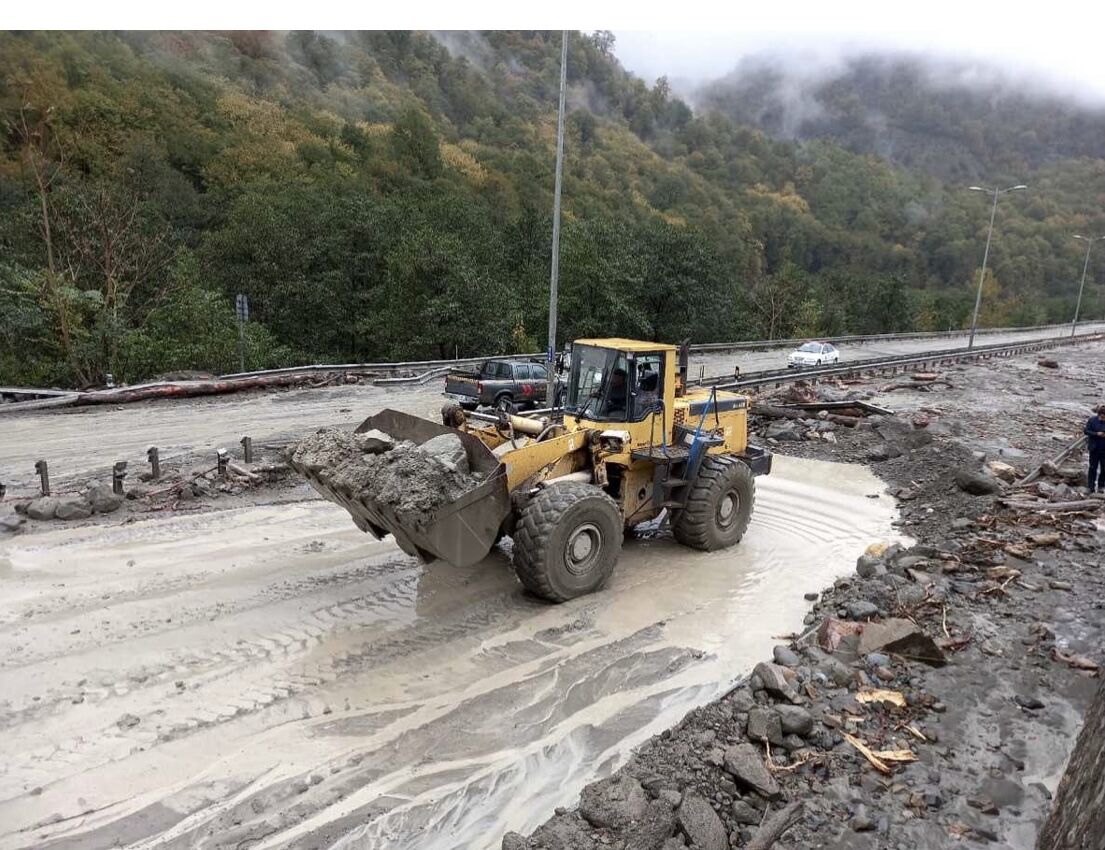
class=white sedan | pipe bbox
[788,341,840,368]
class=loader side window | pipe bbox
[629,353,664,421]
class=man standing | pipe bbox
[1085,405,1105,493]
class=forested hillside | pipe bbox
[2,31,1104,388]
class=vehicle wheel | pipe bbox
[512,481,623,602]
[460,401,478,412]
[495,394,515,414]
[816,359,822,366]
[673,455,755,551]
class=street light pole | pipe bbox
[967,184,1027,349]
[546,31,568,406]
[1071,234,1103,337]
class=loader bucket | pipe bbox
[293,409,512,568]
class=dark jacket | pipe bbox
[1085,415,1105,453]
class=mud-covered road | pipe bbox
[3,323,1101,493]
[0,456,897,850]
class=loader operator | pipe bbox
[603,367,628,416]
[1086,404,1105,493]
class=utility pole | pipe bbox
[235,293,249,373]
[1071,234,1104,337]
[546,31,568,406]
[966,184,1026,349]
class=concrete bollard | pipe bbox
[113,461,128,495]
[147,447,160,481]
[35,460,50,496]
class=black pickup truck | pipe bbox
[443,358,563,412]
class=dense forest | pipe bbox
[1,31,1104,388]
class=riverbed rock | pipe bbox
[765,421,804,442]
[88,484,124,514]
[624,800,677,850]
[846,600,880,620]
[774,704,814,736]
[955,468,1001,495]
[752,661,801,704]
[867,443,903,462]
[676,788,727,850]
[723,744,781,800]
[26,497,59,520]
[746,708,784,745]
[730,799,761,825]
[857,618,946,666]
[579,774,648,830]
[772,645,801,667]
[55,498,92,521]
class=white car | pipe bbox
[788,341,840,368]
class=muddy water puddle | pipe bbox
[0,456,899,850]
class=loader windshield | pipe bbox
[566,345,629,421]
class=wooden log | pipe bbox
[1013,436,1087,487]
[1001,499,1102,513]
[75,374,314,406]
[746,800,805,850]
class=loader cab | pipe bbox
[564,339,676,425]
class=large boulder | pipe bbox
[55,498,92,521]
[955,468,1001,495]
[723,744,781,800]
[764,421,804,442]
[0,514,25,535]
[856,618,946,666]
[624,800,677,850]
[676,788,728,850]
[88,484,124,514]
[420,433,470,474]
[26,497,59,521]
[579,775,649,830]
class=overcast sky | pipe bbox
[611,6,1105,103]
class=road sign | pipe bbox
[235,293,250,323]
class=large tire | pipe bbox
[673,455,755,551]
[495,393,515,414]
[512,481,623,602]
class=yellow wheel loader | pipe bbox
[291,338,772,602]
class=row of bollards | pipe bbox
[26,435,256,497]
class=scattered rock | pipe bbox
[955,468,1001,496]
[723,744,781,800]
[731,799,760,825]
[846,600,879,620]
[747,708,784,745]
[987,461,1018,483]
[579,775,648,830]
[867,443,903,462]
[501,833,527,850]
[0,514,25,535]
[625,799,677,850]
[88,484,124,514]
[676,788,727,850]
[774,704,814,736]
[1038,358,1059,369]
[26,497,59,521]
[751,661,802,704]
[855,554,886,579]
[857,618,946,666]
[772,645,801,667]
[419,433,470,474]
[116,713,141,729]
[764,421,804,442]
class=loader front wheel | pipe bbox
[512,482,623,602]
[674,456,755,551]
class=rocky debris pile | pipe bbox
[290,428,484,519]
[13,481,125,523]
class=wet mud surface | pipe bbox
[0,458,896,850]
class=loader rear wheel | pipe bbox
[673,456,755,551]
[512,482,623,602]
